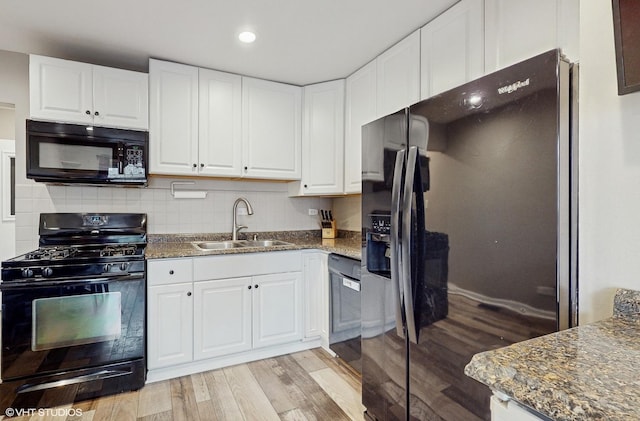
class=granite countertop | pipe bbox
[464,289,640,421]
[145,230,362,260]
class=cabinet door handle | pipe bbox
[85,110,91,115]
[169,270,174,275]
[200,163,204,168]
[248,285,252,290]
[254,284,259,289]
[187,291,192,296]
[94,111,100,116]
[192,163,197,168]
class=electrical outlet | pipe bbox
[237,207,248,216]
[308,208,318,216]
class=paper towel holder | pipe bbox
[170,181,207,199]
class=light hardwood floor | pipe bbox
[1,349,365,421]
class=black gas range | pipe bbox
[1,213,147,412]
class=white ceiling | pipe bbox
[0,0,458,86]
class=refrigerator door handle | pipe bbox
[391,148,406,337]
[401,146,422,344]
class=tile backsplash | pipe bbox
[14,178,331,253]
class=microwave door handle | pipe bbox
[118,144,125,174]
[391,149,406,337]
[402,146,421,344]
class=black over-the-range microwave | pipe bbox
[26,119,148,186]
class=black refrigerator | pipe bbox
[361,49,577,421]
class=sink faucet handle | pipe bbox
[253,234,258,241]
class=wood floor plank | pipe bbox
[247,358,299,414]
[275,355,351,421]
[223,365,280,421]
[137,381,172,418]
[136,410,173,421]
[279,407,317,421]
[189,373,211,403]
[89,394,118,421]
[309,368,365,421]
[202,369,244,420]
[289,350,328,373]
[108,390,138,421]
[170,376,200,421]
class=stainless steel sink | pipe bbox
[193,240,249,250]
[244,240,293,247]
[193,239,293,250]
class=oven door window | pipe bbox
[32,292,122,351]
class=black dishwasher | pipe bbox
[328,253,361,373]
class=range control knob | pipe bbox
[119,262,129,271]
[103,264,112,273]
[21,268,34,278]
[42,267,53,277]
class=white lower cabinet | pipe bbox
[193,277,252,360]
[302,251,329,348]
[491,394,545,421]
[147,251,315,382]
[252,272,303,349]
[147,282,193,369]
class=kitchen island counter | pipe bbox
[464,289,640,420]
[146,231,361,260]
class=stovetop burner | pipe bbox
[25,246,79,261]
[100,245,138,257]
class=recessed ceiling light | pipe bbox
[238,31,256,43]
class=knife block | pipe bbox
[322,220,337,239]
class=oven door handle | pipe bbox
[0,274,143,289]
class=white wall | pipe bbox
[578,2,640,323]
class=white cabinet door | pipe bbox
[148,283,193,369]
[298,80,345,195]
[345,61,376,194]
[484,0,578,72]
[491,395,546,421]
[193,277,252,360]
[303,252,328,342]
[199,69,242,176]
[252,272,303,349]
[149,59,199,175]
[421,0,484,99]
[242,77,301,180]
[93,65,149,130]
[376,29,421,118]
[29,55,93,124]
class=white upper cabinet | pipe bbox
[150,60,300,180]
[376,29,421,118]
[149,59,199,175]
[199,69,243,177]
[484,0,579,72]
[345,61,377,194]
[30,55,148,130]
[242,77,302,180]
[290,79,345,196]
[421,0,484,99]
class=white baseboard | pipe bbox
[146,338,321,384]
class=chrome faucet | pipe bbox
[232,197,254,241]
